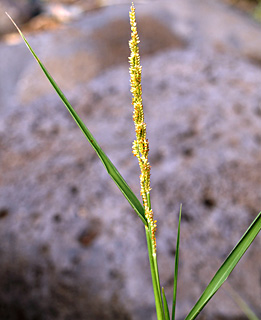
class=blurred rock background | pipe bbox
[0,0,261,319]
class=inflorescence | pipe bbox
[129,3,157,254]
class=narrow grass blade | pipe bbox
[162,287,170,320]
[7,13,147,226]
[185,211,261,320]
[172,204,182,320]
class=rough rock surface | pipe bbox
[0,1,261,319]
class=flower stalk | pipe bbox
[129,3,164,319]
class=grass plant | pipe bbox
[6,3,261,319]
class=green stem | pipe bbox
[146,192,162,302]
[145,226,164,320]
[145,180,164,319]
[153,253,161,302]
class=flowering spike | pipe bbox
[129,3,156,253]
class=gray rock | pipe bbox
[0,1,260,319]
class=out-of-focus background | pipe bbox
[0,0,261,319]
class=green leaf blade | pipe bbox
[162,287,170,320]
[172,204,182,320]
[185,211,261,320]
[145,227,165,320]
[7,14,147,226]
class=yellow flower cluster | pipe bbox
[129,3,157,254]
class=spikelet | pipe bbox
[129,3,156,254]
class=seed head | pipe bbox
[129,3,156,253]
